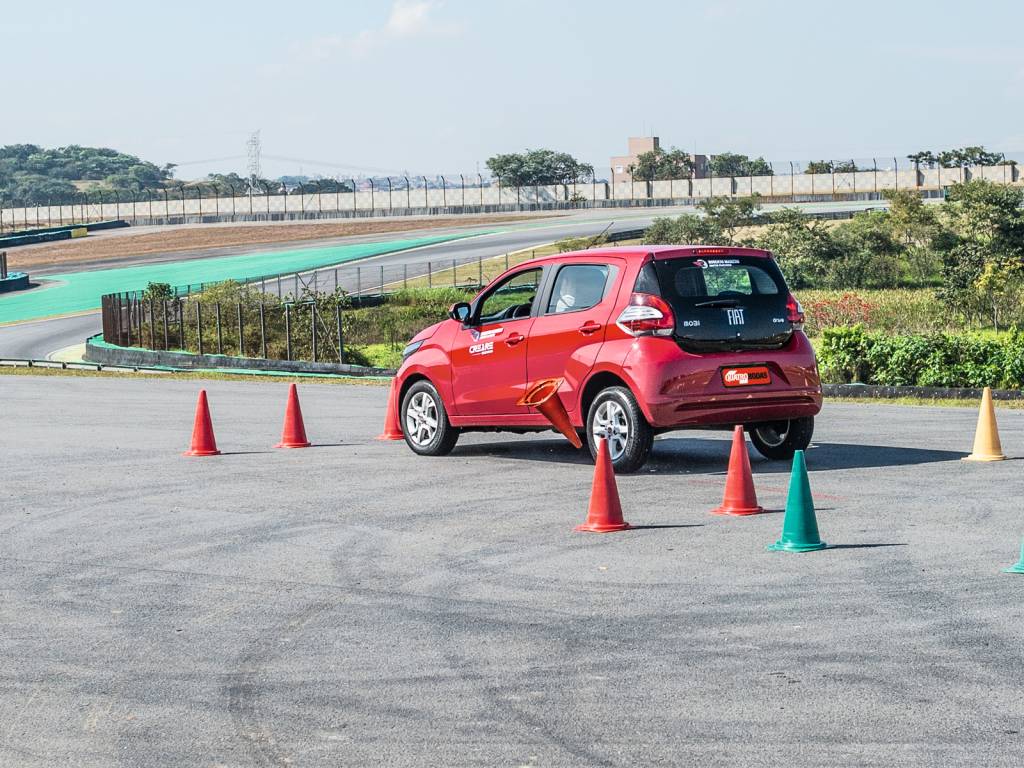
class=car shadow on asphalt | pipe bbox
[451,436,967,474]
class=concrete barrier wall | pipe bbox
[2,163,1020,229]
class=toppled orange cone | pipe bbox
[964,386,1006,461]
[576,437,631,533]
[377,379,404,440]
[712,426,764,516]
[276,383,311,448]
[518,377,583,449]
[184,389,220,456]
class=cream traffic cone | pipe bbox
[963,387,1006,462]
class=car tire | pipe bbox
[401,380,460,457]
[586,386,654,474]
[747,416,814,461]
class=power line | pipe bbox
[262,154,407,176]
[171,155,247,167]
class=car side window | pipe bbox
[545,264,610,314]
[477,268,543,325]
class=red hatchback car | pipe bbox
[392,245,822,472]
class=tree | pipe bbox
[746,208,838,288]
[907,151,938,168]
[908,146,1005,168]
[486,149,594,186]
[708,153,774,177]
[643,195,762,247]
[934,180,1024,325]
[642,213,722,246]
[1,173,77,204]
[938,146,1005,168]
[883,189,940,284]
[629,147,693,181]
[827,212,902,289]
[696,195,762,244]
[0,143,174,202]
[806,160,860,174]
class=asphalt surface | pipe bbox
[2,374,1023,766]
[0,201,886,360]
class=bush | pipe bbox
[817,326,1024,388]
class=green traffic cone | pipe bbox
[768,450,827,553]
[1002,539,1024,574]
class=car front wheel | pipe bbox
[586,386,654,473]
[747,416,814,460]
[401,380,460,456]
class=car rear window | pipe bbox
[634,254,794,350]
[665,258,782,300]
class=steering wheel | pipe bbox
[497,298,533,320]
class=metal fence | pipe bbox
[3,154,1021,232]
[101,292,348,364]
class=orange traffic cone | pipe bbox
[518,377,583,449]
[184,389,220,456]
[964,386,1006,461]
[377,379,404,440]
[576,437,631,533]
[275,383,311,448]
[712,426,764,516]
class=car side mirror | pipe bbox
[449,302,472,324]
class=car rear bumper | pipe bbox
[618,332,823,429]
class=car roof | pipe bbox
[521,244,773,266]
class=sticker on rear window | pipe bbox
[693,259,740,268]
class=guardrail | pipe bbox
[0,219,128,248]
[0,357,172,374]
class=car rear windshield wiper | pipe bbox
[693,298,742,308]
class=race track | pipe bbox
[0,201,886,360]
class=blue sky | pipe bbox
[6,0,1024,179]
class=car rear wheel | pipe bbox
[401,380,460,456]
[748,416,814,461]
[586,386,654,473]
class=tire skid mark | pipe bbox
[225,600,337,767]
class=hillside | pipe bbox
[0,144,173,204]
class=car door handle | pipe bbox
[578,321,602,335]
[505,332,525,347]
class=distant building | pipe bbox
[610,137,708,183]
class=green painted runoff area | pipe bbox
[0,233,478,324]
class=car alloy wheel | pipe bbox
[753,421,789,448]
[405,390,439,447]
[592,399,629,460]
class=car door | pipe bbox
[450,266,543,417]
[525,260,621,410]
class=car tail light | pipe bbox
[616,293,675,337]
[786,293,805,330]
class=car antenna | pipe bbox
[589,221,614,248]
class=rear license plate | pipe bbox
[721,365,771,387]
